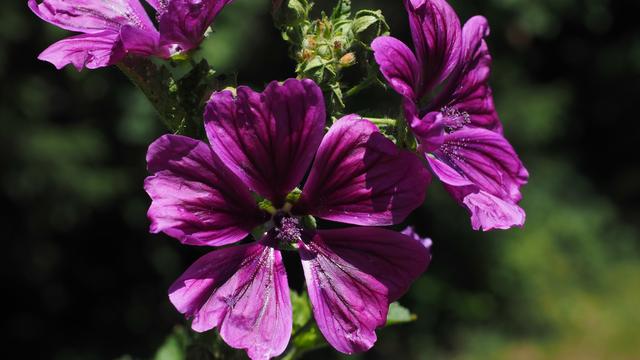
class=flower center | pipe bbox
[274,214,303,244]
[441,106,470,133]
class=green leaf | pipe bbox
[331,0,351,21]
[288,0,308,17]
[353,10,390,44]
[290,290,312,331]
[303,56,329,73]
[386,302,417,326]
[289,291,328,352]
[352,15,379,34]
[118,59,187,134]
[154,326,189,360]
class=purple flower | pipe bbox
[29,0,233,70]
[372,0,529,231]
[145,78,432,359]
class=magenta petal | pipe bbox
[28,0,155,33]
[159,0,234,52]
[144,135,264,247]
[120,25,164,57]
[37,31,124,70]
[299,228,429,354]
[371,36,420,100]
[409,110,447,152]
[435,15,501,131]
[427,127,528,230]
[426,155,474,187]
[169,241,291,360]
[461,190,525,231]
[433,128,528,202]
[298,115,430,226]
[405,0,462,96]
[204,79,325,204]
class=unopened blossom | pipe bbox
[29,0,233,70]
[372,0,528,231]
[145,78,432,359]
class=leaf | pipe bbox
[303,56,330,73]
[289,291,328,352]
[331,0,351,21]
[352,15,379,34]
[154,326,189,360]
[117,57,186,133]
[386,302,417,326]
[287,0,308,19]
[290,290,312,331]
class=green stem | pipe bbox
[344,76,375,98]
[116,60,165,121]
[281,346,302,360]
[367,117,397,127]
[396,115,408,148]
[116,58,188,134]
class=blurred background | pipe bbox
[2,0,639,359]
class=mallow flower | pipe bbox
[28,0,233,70]
[371,0,529,231]
[144,78,432,359]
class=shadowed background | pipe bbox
[1,0,639,359]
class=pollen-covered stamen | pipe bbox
[441,106,470,133]
[274,216,303,244]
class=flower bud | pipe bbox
[339,52,356,67]
[301,49,314,61]
[302,36,317,50]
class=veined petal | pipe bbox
[427,128,528,230]
[145,135,265,247]
[299,228,429,354]
[169,241,291,360]
[204,79,325,204]
[371,36,420,100]
[447,188,525,231]
[159,0,234,52]
[297,115,430,226]
[405,0,462,96]
[37,30,124,70]
[409,109,446,152]
[425,154,474,187]
[431,128,527,202]
[28,0,155,33]
[434,16,501,131]
[120,25,164,57]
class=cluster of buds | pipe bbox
[296,14,356,79]
[274,0,389,114]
